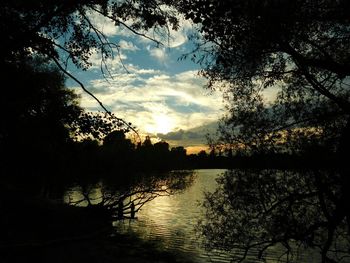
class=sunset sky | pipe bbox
[67,12,225,153]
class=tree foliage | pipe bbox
[1,58,81,147]
[178,0,350,156]
[176,1,350,262]
[1,0,179,69]
[0,58,134,197]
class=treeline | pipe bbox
[72,133,190,176]
[74,131,338,176]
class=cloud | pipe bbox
[166,17,192,48]
[147,46,168,63]
[82,69,217,108]
[84,7,192,53]
[86,10,137,38]
[157,129,185,140]
[74,67,224,136]
[144,17,194,64]
[157,121,219,147]
[86,11,119,37]
[78,9,197,76]
[118,40,140,51]
[87,48,128,71]
[156,128,204,142]
[262,86,280,104]
[87,39,142,70]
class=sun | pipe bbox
[153,114,173,134]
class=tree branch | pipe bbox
[50,55,141,141]
[89,6,163,47]
[282,43,350,78]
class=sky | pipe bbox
[66,11,225,154]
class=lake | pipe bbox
[65,169,322,263]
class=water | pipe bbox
[112,169,324,263]
[64,169,324,262]
[114,169,228,263]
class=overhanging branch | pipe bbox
[50,56,141,142]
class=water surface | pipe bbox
[115,169,227,262]
[65,169,321,262]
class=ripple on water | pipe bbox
[112,169,320,263]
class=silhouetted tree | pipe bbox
[100,130,135,174]
[170,146,187,168]
[154,141,170,154]
[0,58,132,195]
[68,170,196,220]
[70,111,131,141]
[171,146,186,156]
[153,141,171,169]
[142,136,153,148]
[1,59,82,194]
[103,130,134,152]
[177,1,350,262]
[179,0,350,158]
[197,150,207,159]
[196,150,208,167]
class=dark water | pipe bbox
[65,169,321,263]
